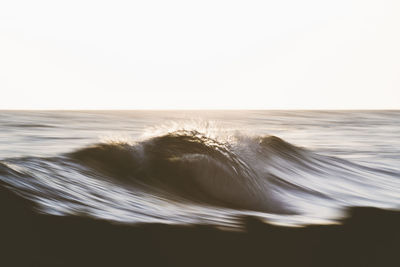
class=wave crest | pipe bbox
[70,130,286,213]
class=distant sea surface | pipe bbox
[0,110,399,226]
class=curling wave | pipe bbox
[0,130,399,226]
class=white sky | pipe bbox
[0,0,399,109]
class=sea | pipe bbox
[0,110,399,227]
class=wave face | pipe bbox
[1,127,399,227]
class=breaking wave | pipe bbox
[1,129,399,226]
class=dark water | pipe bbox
[0,110,399,227]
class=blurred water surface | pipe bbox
[0,110,399,226]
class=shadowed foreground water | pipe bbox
[1,186,399,267]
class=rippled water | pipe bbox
[0,110,399,227]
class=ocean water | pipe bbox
[0,110,399,227]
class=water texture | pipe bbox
[0,110,399,227]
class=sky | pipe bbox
[0,0,399,109]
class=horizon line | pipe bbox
[1,108,399,111]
